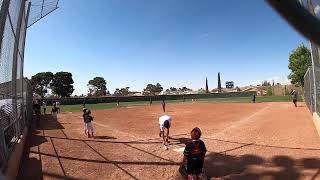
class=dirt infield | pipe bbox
[19,102,320,180]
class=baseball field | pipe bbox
[19,100,320,180]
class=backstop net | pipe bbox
[0,0,58,172]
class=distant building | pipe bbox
[226,81,234,88]
[128,91,143,96]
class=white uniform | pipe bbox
[85,122,94,134]
[159,115,172,131]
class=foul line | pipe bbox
[209,104,271,138]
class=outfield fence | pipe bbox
[44,92,256,105]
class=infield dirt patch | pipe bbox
[19,102,320,180]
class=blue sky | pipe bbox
[24,0,308,95]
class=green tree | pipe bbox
[156,83,163,93]
[218,72,222,93]
[114,87,130,96]
[88,77,108,97]
[50,72,74,97]
[169,87,177,91]
[179,87,192,92]
[262,81,271,86]
[143,83,163,95]
[267,87,273,96]
[31,72,54,97]
[205,77,209,93]
[288,44,312,86]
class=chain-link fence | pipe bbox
[0,0,58,172]
[304,67,314,112]
[304,41,320,116]
[0,0,28,171]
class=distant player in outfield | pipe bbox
[291,90,298,107]
[83,98,86,108]
[84,110,94,138]
[162,99,166,112]
[42,100,47,114]
[159,115,171,146]
[252,93,256,103]
[51,103,57,121]
[182,127,207,180]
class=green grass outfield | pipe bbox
[46,96,302,113]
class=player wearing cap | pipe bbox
[159,115,172,147]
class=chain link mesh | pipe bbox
[0,0,58,172]
[0,0,28,171]
[304,67,314,112]
[26,0,58,27]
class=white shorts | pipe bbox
[85,122,94,134]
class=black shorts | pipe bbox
[293,100,297,103]
[187,158,203,175]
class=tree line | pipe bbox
[31,73,192,98]
[31,44,309,98]
[31,72,74,98]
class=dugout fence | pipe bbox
[0,0,58,173]
[0,0,29,171]
[304,42,320,116]
[304,67,314,112]
[299,0,320,117]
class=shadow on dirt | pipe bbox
[38,114,65,130]
[203,152,320,180]
[93,135,117,140]
[169,136,190,146]
[19,115,320,180]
